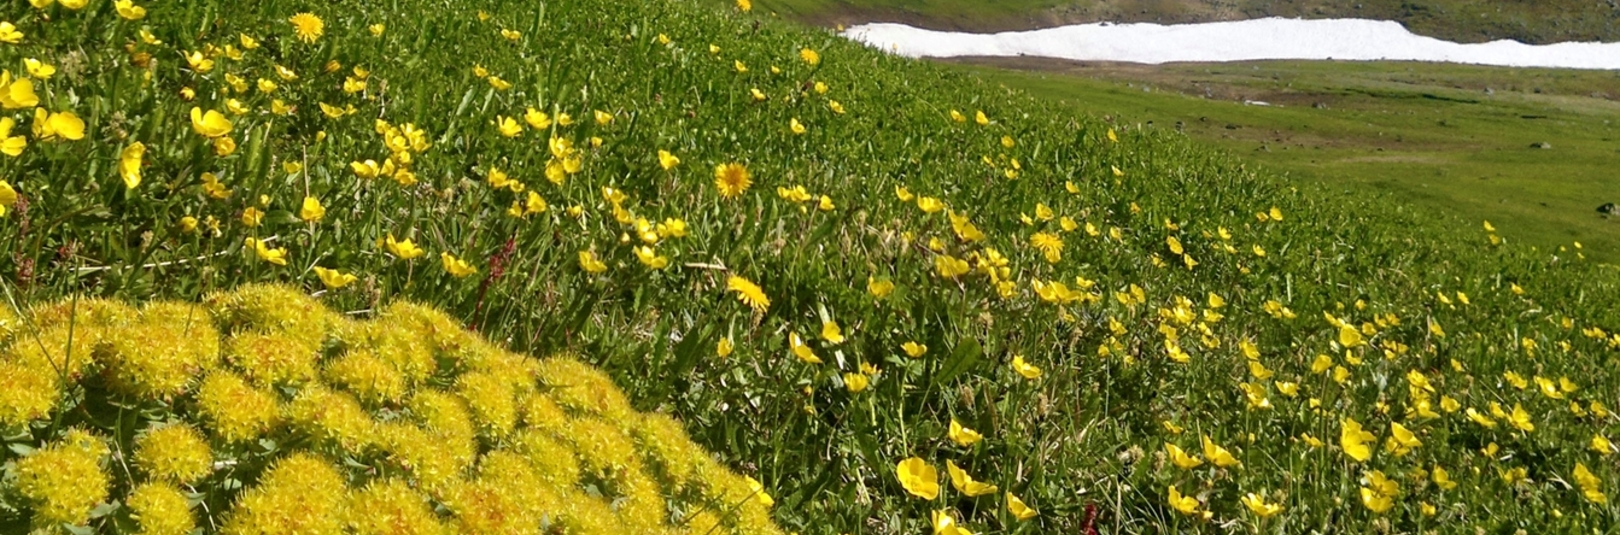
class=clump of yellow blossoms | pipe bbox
[0,285,783,534]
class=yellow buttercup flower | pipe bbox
[119,142,145,189]
[1010,355,1042,379]
[1384,421,1421,456]
[578,251,608,273]
[946,461,998,496]
[0,22,23,44]
[1166,443,1202,469]
[820,320,845,344]
[935,255,970,279]
[1167,486,1203,517]
[351,160,380,179]
[213,136,237,156]
[289,13,325,43]
[657,150,680,170]
[633,246,669,269]
[440,252,478,277]
[789,117,807,135]
[495,116,522,137]
[33,108,85,141]
[384,234,424,260]
[868,277,894,298]
[1201,435,1241,468]
[843,372,869,393]
[948,419,982,447]
[0,180,17,217]
[1241,492,1284,517]
[190,107,232,138]
[896,457,939,500]
[313,267,357,289]
[789,332,820,364]
[299,197,325,222]
[244,238,287,266]
[1006,491,1038,520]
[0,117,25,156]
[1574,463,1607,504]
[902,341,927,358]
[114,1,146,20]
[1340,418,1376,462]
[716,337,734,358]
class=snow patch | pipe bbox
[842,18,1620,70]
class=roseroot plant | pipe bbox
[0,284,783,535]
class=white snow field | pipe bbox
[842,18,1620,70]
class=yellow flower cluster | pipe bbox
[0,285,784,534]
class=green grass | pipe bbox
[728,0,1620,43]
[1,0,1619,534]
[945,58,1620,262]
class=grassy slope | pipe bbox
[944,58,1620,262]
[731,0,1620,43]
[1,0,1619,534]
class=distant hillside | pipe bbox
[748,0,1620,44]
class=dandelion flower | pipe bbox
[289,13,325,43]
[726,275,769,313]
[714,163,751,198]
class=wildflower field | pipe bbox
[0,0,1616,533]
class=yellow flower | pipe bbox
[33,108,85,141]
[1340,418,1376,462]
[1432,465,1457,490]
[820,320,845,344]
[114,0,146,20]
[896,457,940,500]
[744,475,773,507]
[299,196,325,222]
[713,163,751,198]
[313,267,357,289]
[500,28,521,41]
[917,196,946,213]
[523,108,553,130]
[789,332,820,364]
[289,13,325,43]
[1241,493,1284,518]
[868,277,895,298]
[1594,435,1614,455]
[946,460,998,496]
[974,110,989,125]
[843,372,869,393]
[0,22,23,44]
[1006,492,1038,520]
[903,341,927,358]
[726,275,770,312]
[190,107,232,138]
[1166,443,1203,469]
[578,250,608,273]
[593,109,613,125]
[119,142,145,189]
[1384,421,1421,456]
[1167,486,1202,516]
[633,246,669,269]
[495,115,522,137]
[15,430,110,526]
[789,117,807,135]
[657,150,680,170]
[127,483,193,535]
[736,0,752,11]
[245,238,288,266]
[1359,470,1398,513]
[1506,403,1534,432]
[1574,463,1607,504]
[829,100,845,114]
[213,136,237,156]
[1201,435,1241,468]
[369,23,386,36]
[716,337,734,358]
[384,234,424,260]
[350,160,381,179]
[438,252,479,277]
[1010,355,1042,379]
[800,48,821,65]
[935,255,970,279]
[0,117,25,156]
[948,419,982,447]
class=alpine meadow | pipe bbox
[0,0,1616,534]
